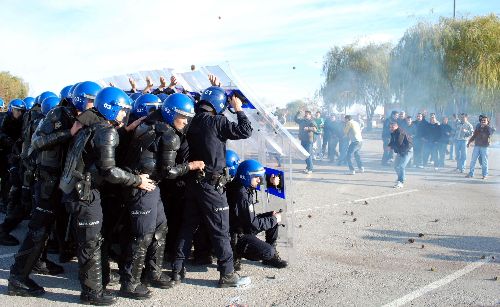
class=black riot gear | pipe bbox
[7,105,78,297]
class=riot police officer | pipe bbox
[227,159,288,271]
[0,99,26,246]
[7,95,75,297]
[171,85,253,288]
[19,92,57,233]
[0,97,9,213]
[62,87,155,305]
[119,93,204,299]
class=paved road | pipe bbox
[0,136,498,306]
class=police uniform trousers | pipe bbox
[235,223,279,261]
[10,171,62,279]
[66,189,106,294]
[122,186,167,282]
[172,178,234,275]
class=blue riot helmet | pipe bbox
[41,96,60,115]
[23,97,36,110]
[37,91,57,107]
[226,150,241,178]
[72,81,102,112]
[0,98,4,109]
[133,94,161,117]
[60,85,73,100]
[161,93,195,132]
[67,82,81,104]
[94,87,132,122]
[8,99,26,113]
[236,159,266,188]
[199,86,227,114]
[129,92,142,102]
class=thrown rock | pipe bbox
[352,218,357,222]
[421,244,425,249]
[430,267,436,272]
[350,211,354,216]
[408,238,415,243]
[307,214,312,218]
[418,233,424,237]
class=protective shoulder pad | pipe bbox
[134,122,153,139]
[93,125,119,149]
[161,125,181,151]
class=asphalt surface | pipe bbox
[0,135,498,306]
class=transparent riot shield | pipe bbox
[96,64,308,262]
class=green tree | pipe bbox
[285,99,307,122]
[390,14,500,115]
[321,42,392,130]
[0,71,29,108]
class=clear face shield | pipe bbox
[172,109,195,134]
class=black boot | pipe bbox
[79,236,116,306]
[8,228,48,296]
[142,224,172,289]
[119,234,152,300]
[167,266,186,288]
[0,224,19,246]
[33,258,64,275]
[233,257,242,272]
[262,250,288,269]
[218,271,251,288]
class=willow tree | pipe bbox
[390,14,500,115]
[0,71,29,106]
[390,22,453,115]
[441,14,500,113]
[321,42,391,130]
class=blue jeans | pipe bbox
[346,141,363,171]
[423,141,438,166]
[382,137,393,164]
[449,142,454,160]
[455,140,467,171]
[468,146,489,177]
[436,143,447,167]
[301,140,313,171]
[337,137,349,165]
[413,138,423,167]
[394,149,413,183]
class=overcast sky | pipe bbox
[0,0,498,106]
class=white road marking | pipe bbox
[354,189,419,203]
[291,189,419,214]
[382,258,491,307]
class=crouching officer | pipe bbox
[119,93,204,299]
[61,87,155,306]
[227,159,288,271]
[7,95,77,297]
[171,85,252,288]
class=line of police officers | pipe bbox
[0,76,287,305]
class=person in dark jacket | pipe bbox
[437,117,452,168]
[413,113,427,168]
[294,110,317,173]
[227,159,287,271]
[422,113,440,169]
[171,84,253,288]
[388,122,413,188]
[466,116,495,179]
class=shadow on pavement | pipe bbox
[362,229,500,262]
